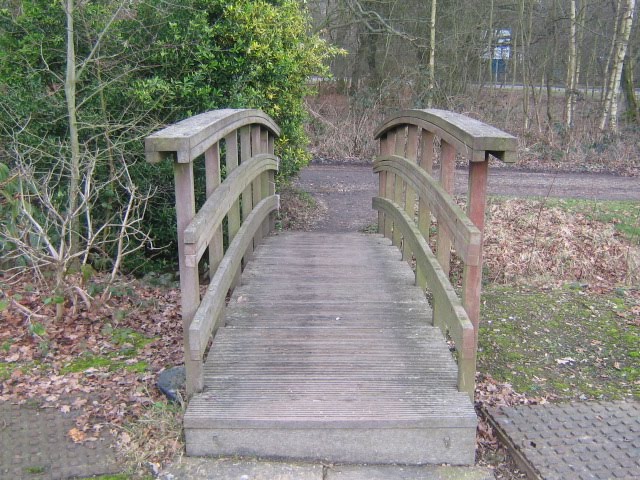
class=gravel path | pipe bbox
[295,163,640,233]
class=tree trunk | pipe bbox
[427,0,437,107]
[565,0,578,129]
[600,0,636,132]
[622,52,639,122]
[64,0,81,263]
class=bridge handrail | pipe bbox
[373,109,516,399]
[146,109,280,395]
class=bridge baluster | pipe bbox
[372,109,516,399]
[146,109,281,396]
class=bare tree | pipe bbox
[600,0,637,132]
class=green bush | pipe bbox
[0,0,336,273]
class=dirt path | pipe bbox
[295,163,640,233]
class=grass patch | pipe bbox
[479,284,639,400]
[546,198,640,244]
[60,328,154,374]
[24,466,46,475]
[60,353,149,374]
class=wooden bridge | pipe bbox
[146,109,516,465]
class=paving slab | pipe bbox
[159,457,324,480]
[487,400,640,480]
[0,400,119,480]
[327,464,494,479]
[159,457,494,480]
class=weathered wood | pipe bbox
[182,154,278,265]
[372,198,476,398]
[416,130,435,289]
[377,134,390,235]
[225,131,241,247]
[437,140,456,276]
[173,161,202,395]
[184,232,477,463]
[204,143,223,279]
[251,126,263,248]
[462,159,489,345]
[384,131,397,240]
[373,156,481,266]
[188,195,279,361]
[392,128,405,249]
[145,109,281,164]
[374,109,517,163]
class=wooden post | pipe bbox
[205,143,224,280]
[433,140,455,331]
[404,126,419,263]
[385,130,397,241]
[462,156,489,345]
[240,127,253,262]
[226,131,241,288]
[416,130,434,290]
[251,126,263,247]
[378,134,390,235]
[393,128,405,249]
[174,161,202,395]
[260,129,270,237]
[267,133,276,232]
[436,140,455,275]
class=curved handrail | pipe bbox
[145,108,280,395]
[374,155,481,266]
[374,109,517,163]
[183,153,279,265]
[372,108,517,399]
[189,195,279,360]
[146,109,281,164]
[373,196,476,397]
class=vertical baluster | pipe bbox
[392,128,405,248]
[174,160,202,395]
[404,126,419,264]
[260,129,270,237]
[240,126,253,262]
[384,130,397,241]
[225,131,241,287]
[205,143,223,281]
[378,134,389,235]
[267,133,276,232]
[251,126,263,247]
[463,156,489,345]
[433,140,455,331]
[436,140,455,275]
[416,130,434,291]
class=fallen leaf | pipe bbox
[60,405,71,414]
[68,428,86,443]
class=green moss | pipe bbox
[60,353,149,374]
[479,285,639,400]
[24,466,45,474]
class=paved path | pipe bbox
[296,164,640,233]
[0,401,118,480]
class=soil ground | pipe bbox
[295,161,640,233]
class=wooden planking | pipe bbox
[185,232,476,462]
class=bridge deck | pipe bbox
[184,232,476,464]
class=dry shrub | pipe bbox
[483,199,631,286]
